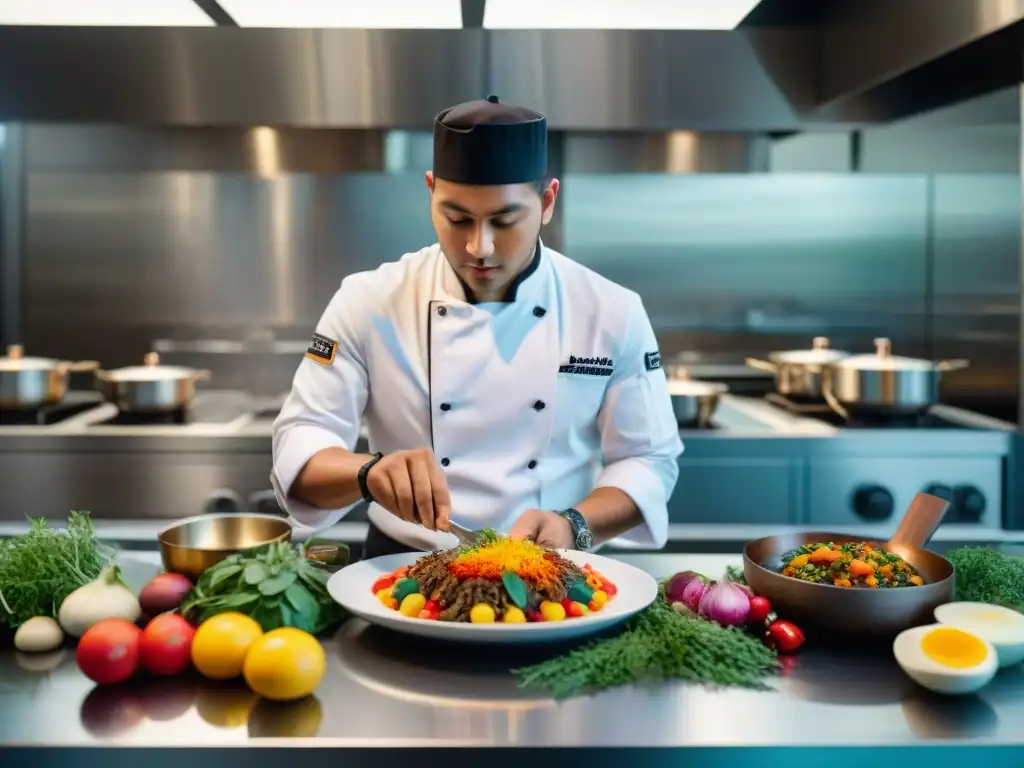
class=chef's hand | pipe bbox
[365,449,452,532]
[508,508,574,549]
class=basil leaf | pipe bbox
[212,592,258,609]
[284,583,322,628]
[209,564,243,589]
[258,570,298,596]
[244,563,267,585]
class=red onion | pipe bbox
[698,581,751,626]
[681,578,710,612]
[664,571,704,604]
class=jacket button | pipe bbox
[528,459,538,469]
[440,402,452,411]
[533,400,545,411]
[533,306,546,318]
[441,457,450,467]
[437,305,447,317]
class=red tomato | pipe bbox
[139,613,196,676]
[77,619,142,685]
[371,575,396,594]
[747,596,772,623]
[602,582,618,597]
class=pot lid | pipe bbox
[769,336,849,365]
[102,352,202,382]
[0,344,64,372]
[836,338,937,371]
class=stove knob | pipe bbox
[923,484,953,504]
[203,489,243,515]
[248,490,286,518]
[851,485,895,521]
[952,485,986,522]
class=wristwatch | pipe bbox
[558,508,593,551]
[358,452,385,503]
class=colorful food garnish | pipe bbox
[370,531,617,623]
[779,541,924,588]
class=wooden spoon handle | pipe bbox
[888,492,950,550]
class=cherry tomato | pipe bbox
[77,619,142,685]
[767,619,805,654]
[747,595,772,623]
[139,613,196,676]
[526,609,544,623]
[602,582,618,597]
[371,575,396,594]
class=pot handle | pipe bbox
[61,360,100,373]
[745,357,777,373]
[935,359,969,372]
[820,366,849,421]
[94,369,112,382]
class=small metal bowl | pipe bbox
[158,513,293,581]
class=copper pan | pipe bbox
[743,493,954,639]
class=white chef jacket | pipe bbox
[271,242,683,551]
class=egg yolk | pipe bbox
[921,627,988,668]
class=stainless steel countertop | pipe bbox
[1,553,1022,750]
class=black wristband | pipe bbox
[358,452,385,503]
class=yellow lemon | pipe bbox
[191,612,264,680]
[243,628,326,702]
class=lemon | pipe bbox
[243,628,326,702]
[191,612,264,680]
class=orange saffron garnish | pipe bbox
[449,538,563,589]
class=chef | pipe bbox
[271,95,683,559]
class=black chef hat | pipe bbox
[432,95,548,185]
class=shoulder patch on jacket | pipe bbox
[644,351,662,371]
[305,332,338,365]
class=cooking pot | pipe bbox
[0,344,99,410]
[666,369,728,428]
[95,352,211,413]
[820,337,968,419]
[745,337,849,398]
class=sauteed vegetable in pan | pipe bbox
[779,541,925,588]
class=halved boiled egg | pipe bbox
[935,601,1024,668]
[893,623,997,695]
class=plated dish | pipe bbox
[778,540,924,589]
[372,531,617,624]
[327,536,657,645]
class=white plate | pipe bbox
[327,550,659,644]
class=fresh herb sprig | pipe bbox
[513,578,779,699]
[0,511,115,629]
[180,540,347,634]
[947,547,1024,611]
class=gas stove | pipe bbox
[0,388,1017,542]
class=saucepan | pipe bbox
[745,337,849,398]
[94,352,212,413]
[665,368,728,428]
[0,344,100,410]
[820,337,968,420]
[743,493,953,639]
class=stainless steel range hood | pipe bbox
[0,0,1019,130]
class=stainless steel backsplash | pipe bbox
[11,125,1021,414]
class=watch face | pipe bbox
[576,528,594,551]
